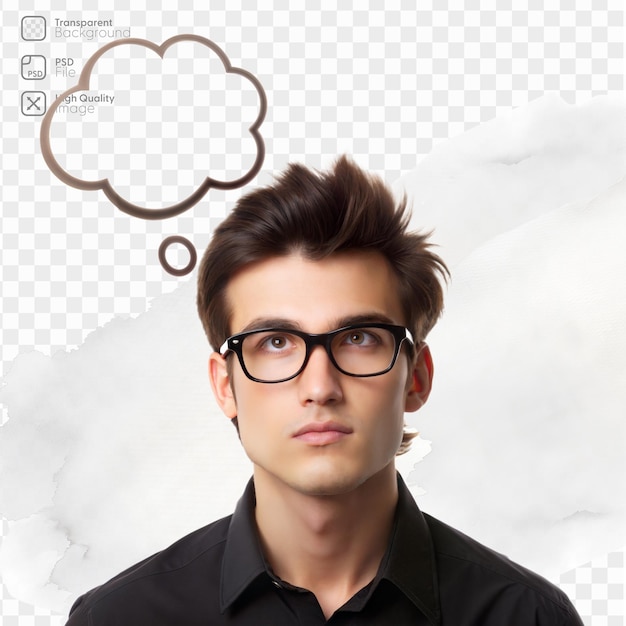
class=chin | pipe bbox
[288,464,377,497]
[296,481,358,498]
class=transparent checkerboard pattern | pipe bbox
[2,0,625,623]
[560,551,626,626]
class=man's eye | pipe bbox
[270,336,287,349]
[343,330,377,346]
[256,333,295,353]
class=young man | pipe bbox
[66,157,583,624]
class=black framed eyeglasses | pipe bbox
[219,323,414,383]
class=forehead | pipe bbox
[226,251,406,334]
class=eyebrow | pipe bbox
[238,313,399,335]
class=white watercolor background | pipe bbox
[1,94,624,616]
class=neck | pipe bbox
[254,465,399,619]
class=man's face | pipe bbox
[209,251,431,497]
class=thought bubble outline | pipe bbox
[40,34,267,220]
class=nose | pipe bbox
[297,344,343,405]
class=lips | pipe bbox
[292,421,353,445]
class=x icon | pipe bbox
[21,91,46,116]
[26,96,41,110]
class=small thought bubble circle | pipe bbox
[158,236,198,277]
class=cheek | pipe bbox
[232,381,286,438]
[381,366,410,404]
[362,377,407,430]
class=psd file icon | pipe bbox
[21,16,47,41]
[21,55,47,80]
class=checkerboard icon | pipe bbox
[21,16,46,41]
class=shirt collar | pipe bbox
[381,473,441,624]
[220,479,266,611]
[220,474,441,624]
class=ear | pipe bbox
[208,352,238,419]
[404,342,434,413]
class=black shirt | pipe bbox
[66,476,583,625]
